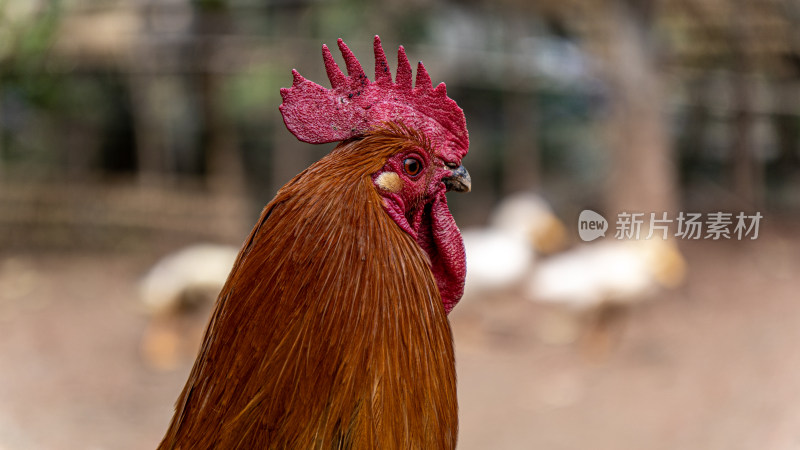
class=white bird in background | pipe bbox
[461,193,567,301]
[527,238,686,310]
[139,243,239,315]
[526,238,687,354]
[138,243,239,370]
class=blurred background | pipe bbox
[1,0,800,448]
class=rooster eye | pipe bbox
[403,158,422,177]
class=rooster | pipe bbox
[158,36,470,449]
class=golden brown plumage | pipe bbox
[159,126,458,449]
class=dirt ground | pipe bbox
[1,225,799,450]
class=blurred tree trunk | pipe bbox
[601,0,677,216]
[191,2,250,239]
[502,17,540,195]
[0,88,4,180]
[729,0,763,209]
[774,82,800,174]
[129,4,182,184]
[268,12,317,196]
[774,0,800,185]
[192,3,245,197]
[503,89,540,195]
[129,73,166,182]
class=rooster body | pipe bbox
[159,38,469,449]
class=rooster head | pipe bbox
[369,124,469,313]
[279,36,470,313]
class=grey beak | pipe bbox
[443,165,471,193]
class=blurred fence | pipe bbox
[0,179,250,251]
[2,0,800,249]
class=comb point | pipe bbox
[396,46,412,89]
[374,35,391,84]
[322,44,345,88]
[291,69,305,86]
[338,39,365,78]
[415,61,432,91]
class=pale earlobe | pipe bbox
[375,171,403,193]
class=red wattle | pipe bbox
[415,192,466,314]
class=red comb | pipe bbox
[279,36,469,162]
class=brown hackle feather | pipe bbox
[158,125,458,450]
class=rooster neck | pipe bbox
[159,147,458,450]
